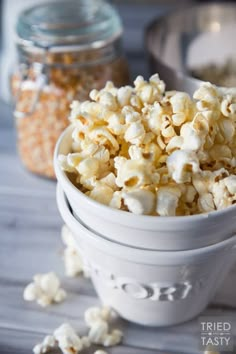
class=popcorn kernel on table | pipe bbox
[23,272,66,307]
[59,75,236,216]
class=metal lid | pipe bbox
[16,0,123,50]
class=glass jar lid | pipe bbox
[16,0,123,50]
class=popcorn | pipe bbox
[122,106,141,124]
[184,185,197,204]
[198,193,215,213]
[167,150,200,183]
[59,75,236,216]
[85,306,123,347]
[88,185,114,205]
[61,225,86,278]
[54,323,82,354]
[98,91,118,110]
[23,272,66,307]
[166,136,183,153]
[122,189,155,215]
[103,329,123,347]
[32,305,122,354]
[144,102,163,135]
[211,176,236,210]
[77,157,100,178]
[33,325,84,354]
[161,116,176,139]
[124,121,145,145]
[115,158,153,189]
[170,92,192,126]
[193,82,220,115]
[180,122,203,151]
[80,336,91,348]
[218,118,235,142]
[134,74,165,104]
[58,154,81,173]
[88,127,119,153]
[33,335,56,354]
[221,94,236,118]
[84,306,113,326]
[107,113,125,135]
[88,320,109,344]
[156,186,181,216]
[117,86,133,106]
[109,191,123,209]
[224,175,236,194]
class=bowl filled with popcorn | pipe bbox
[54,74,236,325]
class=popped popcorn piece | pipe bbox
[167,150,200,184]
[122,189,155,215]
[192,172,212,195]
[156,186,181,216]
[77,157,100,179]
[81,336,91,348]
[59,75,236,216]
[166,136,183,153]
[88,322,123,347]
[32,305,123,354]
[221,94,236,118]
[23,272,66,307]
[103,329,123,347]
[180,122,203,151]
[33,335,56,354]
[170,91,192,126]
[94,350,108,354]
[107,113,125,135]
[134,74,165,104]
[211,176,236,210]
[193,82,220,114]
[124,121,145,145]
[84,306,122,347]
[61,225,85,277]
[185,185,197,204]
[198,193,215,213]
[117,86,133,106]
[161,115,176,139]
[88,320,109,344]
[84,306,113,327]
[115,159,153,189]
[58,154,81,173]
[54,323,82,354]
[224,175,236,194]
[88,185,114,205]
[88,127,119,153]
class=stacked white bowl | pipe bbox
[54,126,236,326]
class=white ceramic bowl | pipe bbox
[54,126,236,251]
[57,183,236,326]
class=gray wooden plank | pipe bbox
[0,278,236,354]
[0,328,165,354]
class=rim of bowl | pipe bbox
[57,183,236,261]
[54,125,236,225]
[145,2,236,88]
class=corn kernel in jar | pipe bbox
[12,0,129,178]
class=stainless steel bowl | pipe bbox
[146,3,236,95]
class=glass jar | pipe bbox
[11,0,129,178]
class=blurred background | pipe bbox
[0,0,194,102]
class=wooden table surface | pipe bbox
[0,4,236,354]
